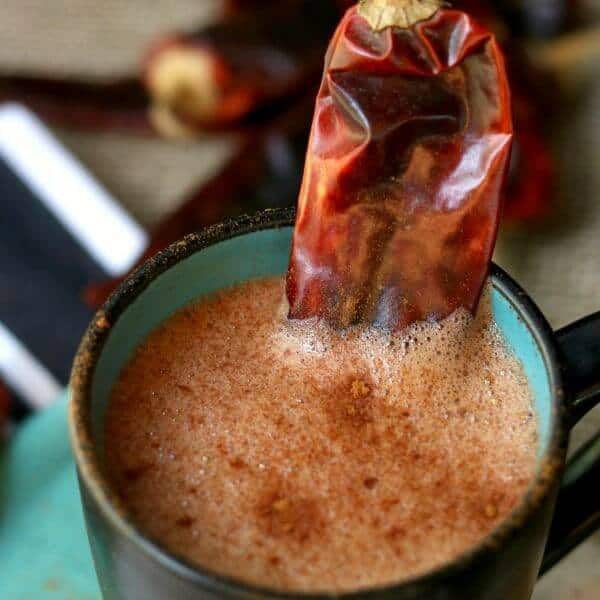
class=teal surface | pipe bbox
[0,393,100,600]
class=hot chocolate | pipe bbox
[104,276,537,593]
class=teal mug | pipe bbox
[69,208,600,599]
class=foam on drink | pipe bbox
[104,277,537,593]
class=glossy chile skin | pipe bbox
[286,5,513,331]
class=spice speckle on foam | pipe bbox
[104,277,537,593]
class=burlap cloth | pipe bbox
[1,1,598,597]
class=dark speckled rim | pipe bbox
[69,207,568,598]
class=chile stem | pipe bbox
[358,0,442,30]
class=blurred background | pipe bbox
[0,1,598,598]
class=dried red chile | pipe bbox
[286,2,513,331]
[0,75,153,135]
[456,0,556,222]
[144,0,339,131]
[501,46,555,222]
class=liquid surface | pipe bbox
[104,277,537,593]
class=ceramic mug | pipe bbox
[69,208,600,600]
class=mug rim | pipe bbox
[69,207,569,598]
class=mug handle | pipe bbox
[539,311,600,574]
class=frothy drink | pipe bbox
[105,277,537,593]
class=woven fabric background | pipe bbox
[1,0,232,227]
[1,1,598,597]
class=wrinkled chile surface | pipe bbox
[287,7,513,331]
